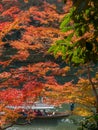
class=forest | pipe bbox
[0,0,98,130]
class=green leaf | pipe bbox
[81,25,86,34]
[72,56,84,64]
[60,8,74,27]
[55,40,66,45]
[61,45,66,55]
[66,33,74,41]
[60,16,71,31]
[53,46,60,57]
[85,9,90,16]
[48,45,56,53]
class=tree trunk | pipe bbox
[87,66,98,113]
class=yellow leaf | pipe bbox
[74,107,93,116]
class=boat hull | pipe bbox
[34,112,69,119]
[16,112,70,125]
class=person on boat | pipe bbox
[33,110,37,116]
[43,109,47,116]
[36,110,42,116]
[20,109,28,118]
[52,112,55,115]
[70,102,75,111]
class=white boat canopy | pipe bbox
[7,102,54,110]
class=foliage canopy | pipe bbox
[49,0,98,65]
[49,0,98,120]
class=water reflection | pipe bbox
[7,117,78,130]
[30,119,59,126]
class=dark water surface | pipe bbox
[7,116,79,130]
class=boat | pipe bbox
[7,102,70,125]
[33,112,70,119]
[16,112,70,125]
[17,102,70,120]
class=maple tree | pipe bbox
[47,1,98,130]
[49,0,98,129]
[0,0,72,129]
[1,0,97,129]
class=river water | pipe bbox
[7,117,78,130]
